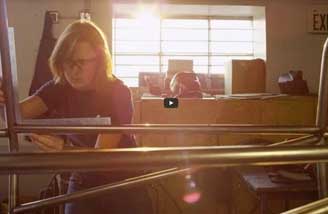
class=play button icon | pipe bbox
[164,98,179,108]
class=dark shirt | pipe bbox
[34,80,150,201]
[35,79,135,148]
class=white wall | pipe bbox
[7,0,86,99]
[265,0,327,93]
[253,7,266,60]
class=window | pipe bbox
[112,16,254,87]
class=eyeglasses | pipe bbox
[63,57,97,70]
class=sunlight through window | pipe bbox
[112,6,255,87]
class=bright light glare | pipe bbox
[183,191,201,204]
[135,6,160,27]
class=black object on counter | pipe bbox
[278,70,309,95]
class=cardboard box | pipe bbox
[225,59,266,94]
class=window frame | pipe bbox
[112,15,254,87]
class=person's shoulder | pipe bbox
[34,80,69,98]
[112,77,129,89]
[105,77,130,95]
[35,80,56,94]
[40,80,66,90]
[33,80,68,111]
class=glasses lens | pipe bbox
[64,58,96,69]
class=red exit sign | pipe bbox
[308,6,328,34]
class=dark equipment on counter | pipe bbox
[278,70,309,95]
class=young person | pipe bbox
[0,20,152,214]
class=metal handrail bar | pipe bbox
[316,38,328,131]
[0,145,325,173]
[316,36,328,198]
[267,135,320,147]
[0,0,21,211]
[13,167,189,213]
[14,124,320,135]
[282,197,328,214]
[0,0,19,148]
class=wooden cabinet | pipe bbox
[135,98,219,147]
[134,96,317,147]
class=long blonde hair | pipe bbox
[49,20,114,86]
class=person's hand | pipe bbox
[29,134,64,152]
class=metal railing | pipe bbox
[1,0,328,213]
[282,197,328,214]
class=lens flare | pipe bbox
[183,173,201,204]
[183,191,201,204]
